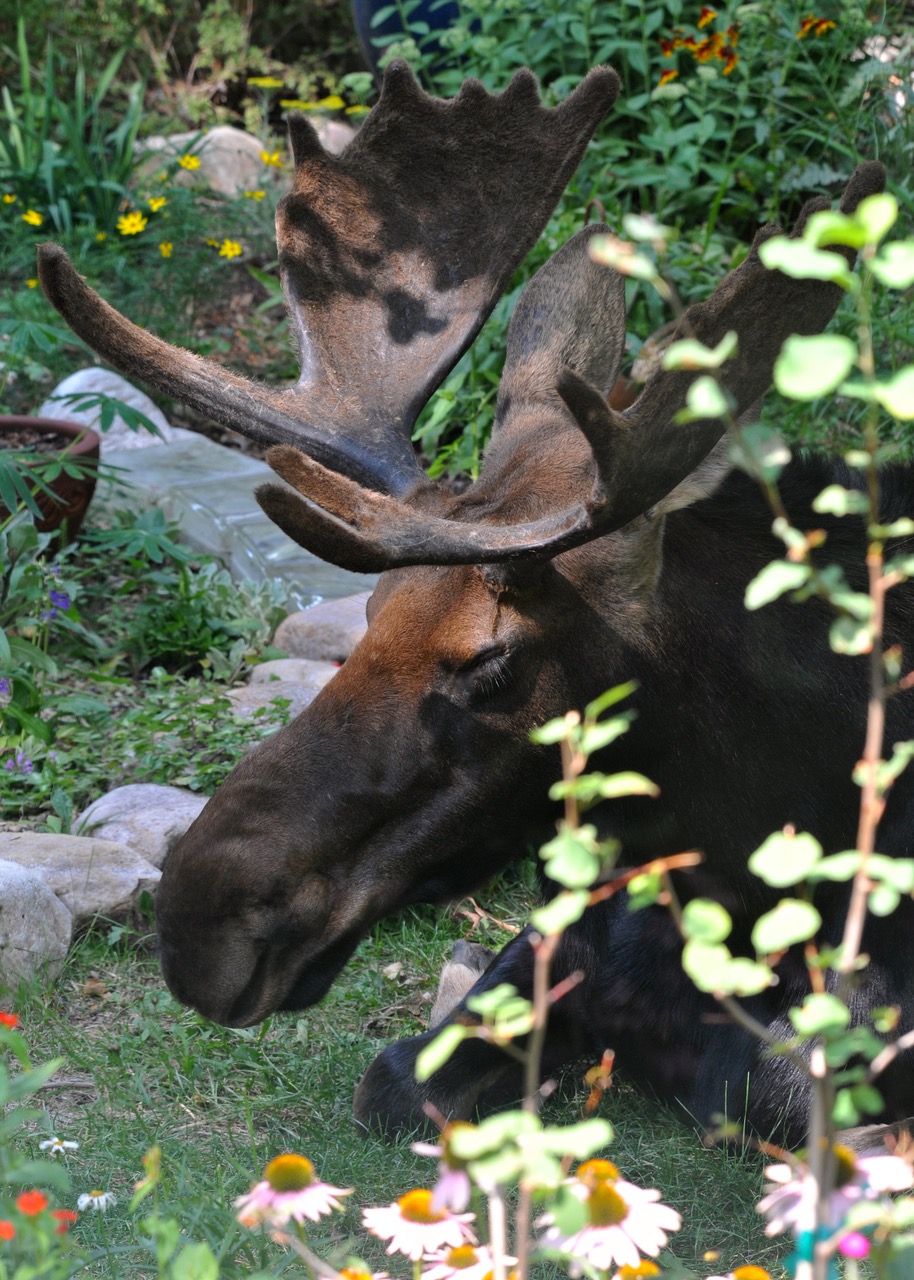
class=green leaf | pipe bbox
[661,331,738,371]
[744,560,811,610]
[681,898,732,944]
[752,899,822,954]
[808,851,862,882]
[759,236,856,289]
[803,208,868,250]
[531,890,590,935]
[682,941,773,996]
[748,830,823,887]
[868,883,901,916]
[588,235,658,280]
[871,240,914,289]
[674,375,730,423]
[530,717,573,746]
[873,368,914,420]
[813,485,869,516]
[854,192,899,245]
[626,872,663,909]
[728,425,791,482]
[774,334,856,400]
[550,1182,589,1234]
[789,992,851,1036]
[539,826,602,888]
[578,714,633,755]
[415,1024,468,1082]
[172,1242,220,1280]
[830,616,873,655]
[583,682,637,721]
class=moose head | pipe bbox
[39,65,897,1137]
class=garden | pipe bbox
[2,1,914,1278]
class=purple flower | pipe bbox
[3,759,13,772]
[0,678,9,696]
[49,590,70,612]
[4,752,34,775]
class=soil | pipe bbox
[0,428,75,452]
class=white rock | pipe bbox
[0,859,73,987]
[135,125,288,198]
[0,833,160,930]
[75,784,208,870]
[249,657,338,696]
[227,680,319,721]
[313,118,356,155]
[37,369,195,452]
[273,592,370,662]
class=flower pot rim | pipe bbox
[0,415,101,455]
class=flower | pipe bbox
[159,241,173,258]
[96,232,107,241]
[51,1209,78,1234]
[26,278,38,288]
[16,1191,48,1216]
[40,1136,79,1157]
[0,1012,19,1028]
[758,1145,914,1237]
[363,1188,476,1260]
[2,193,16,203]
[536,1160,681,1273]
[280,98,315,109]
[423,1243,516,1280]
[260,149,283,167]
[798,14,836,37]
[234,1153,351,1229]
[0,679,9,696]
[839,1232,870,1259]
[178,154,201,170]
[338,1267,389,1280]
[658,70,679,86]
[22,209,43,226]
[697,7,717,27]
[218,239,243,259]
[318,94,345,109]
[612,1265,661,1280]
[117,210,147,236]
[0,1221,15,1239]
[244,189,266,200]
[248,75,285,89]
[77,1190,115,1212]
[705,1268,771,1280]
[412,1121,475,1211]
[148,196,167,211]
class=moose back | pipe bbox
[38,63,914,1143]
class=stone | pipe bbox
[0,833,160,931]
[135,125,287,198]
[0,860,73,987]
[273,592,370,663]
[226,680,318,721]
[75,784,208,870]
[313,118,357,155]
[38,369,195,452]
[249,657,338,696]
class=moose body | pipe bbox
[37,63,914,1144]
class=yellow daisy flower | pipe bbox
[178,154,201,170]
[248,76,285,89]
[260,149,283,167]
[2,193,16,204]
[218,239,243,259]
[25,278,38,288]
[22,209,43,227]
[243,189,266,200]
[148,196,167,212]
[159,241,173,258]
[117,210,148,236]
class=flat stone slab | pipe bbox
[227,680,320,721]
[0,859,73,987]
[75,784,208,870]
[273,592,370,662]
[249,657,338,692]
[0,833,160,929]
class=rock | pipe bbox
[74,784,208,870]
[0,833,160,931]
[249,657,338,696]
[38,369,195,452]
[273,592,370,662]
[313,118,356,155]
[135,125,288,198]
[429,940,495,1028]
[226,680,318,721]
[0,860,73,987]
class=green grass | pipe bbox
[6,857,783,1278]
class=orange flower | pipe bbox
[798,13,836,37]
[722,50,738,73]
[697,6,717,28]
[726,22,740,43]
[659,37,676,56]
[0,1012,19,1028]
[16,1191,48,1216]
[658,69,679,86]
[814,17,836,34]
[51,1209,78,1234]
[0,1221,15,1240]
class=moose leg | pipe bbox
[353,925,599,1135]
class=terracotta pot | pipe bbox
[0,415,101,542]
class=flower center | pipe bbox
[264,1154,315,1192]
[587,1182,628,1227]
[616,1265,661,1280]
[576,1158,620,1187]
[446,1246,480,1269]
[831,1145,858,1190]
[339,1269,372,1280]
[732,1268,771,1280]
[397,1189,446,1224]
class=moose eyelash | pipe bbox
[466,649,512,696]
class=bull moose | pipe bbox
[38,63,914,1145]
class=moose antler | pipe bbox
[38,61,620,497]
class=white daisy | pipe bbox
[39,1137,79,1157]
[758,1145,914,1237]
[77,1190,116,1212]
[234,1154,351,1229]
[363,1188,476,1260]
[422,1243,516,1280]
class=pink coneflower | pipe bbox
[757,1145,914,1237]
[412,1121,476,1211]
[536,1159,681,1273]
[422,1243,516,1280]
[234,1154,351,1229]
[363,1188,476,1260]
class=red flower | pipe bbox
[0,1220,15,1240]
[15,1191,48,1217]
[51,1209,78,1234]
[0,1012,19,1029]
[697,6,717,27]
[658,69,679,86]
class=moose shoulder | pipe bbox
[38,64,914,1145]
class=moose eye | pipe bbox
[457,645,512,699]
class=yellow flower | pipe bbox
[148,196,167,212]
[159,241,173,258]
[248,75,285,89]
[317,94,345,109]
[22,209,43,227]
[260,149,283,167]
[2,193,16,204]
[117,209,148,236]
[697,6,717,28]
[658,69,679,86]
[218,239,243,259]
[280,98,314,109]
[178,154,201,170]
[345,105,369,115]
[243,189,266,200]
[205,237,219,247]
[96,231,107,241]
[25,278,38,288]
